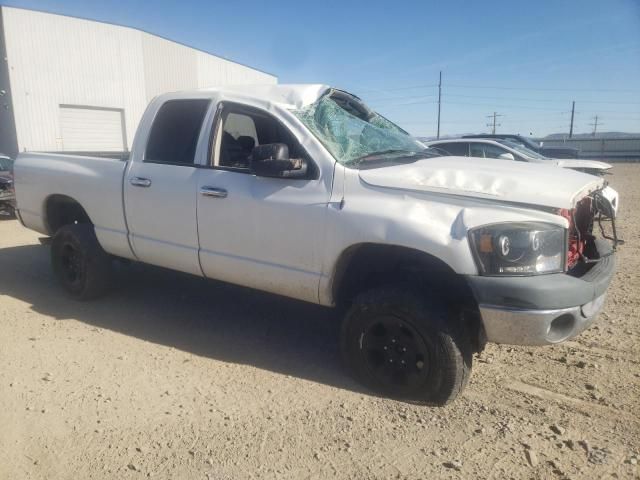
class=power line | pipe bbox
[358,83,438,93]
[441,93,640,105]
[441,101,563,111]
[446,83,640,93]
[366,93,437,102]
[486,112,503,134]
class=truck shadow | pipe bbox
[0,242,364,394]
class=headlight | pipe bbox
[469,223,566,276]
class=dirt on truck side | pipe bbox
[0,164,639,479]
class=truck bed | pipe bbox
[14,152,133,259]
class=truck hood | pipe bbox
[358,156,604,209]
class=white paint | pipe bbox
[358,156,605,210]
[60,106,125,152]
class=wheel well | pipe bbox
[45,195,92,235]
[332,243,485,352]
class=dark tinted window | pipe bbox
[0,157,13,171]
[145,99,210,165]
[436,142,469,156]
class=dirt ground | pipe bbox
[1,164,639,480]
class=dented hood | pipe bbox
[358,156,604,209]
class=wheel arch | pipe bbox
[330,243,485,352]
[44,194,93,235]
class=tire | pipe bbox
[51,224,112,300]
[340,286,472,405]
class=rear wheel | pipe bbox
[341,286,471,405]
[51,224,112,300]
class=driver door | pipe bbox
[196,103,333,303]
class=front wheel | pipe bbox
[340,286,472,405]
[51,224,112,300]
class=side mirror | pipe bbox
[498,152,515,161]
[250,143,307,178]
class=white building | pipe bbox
[0,6,277,158]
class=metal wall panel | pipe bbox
[0,6,277,153]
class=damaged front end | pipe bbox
[560,186,623,273]
[468,184,620,346]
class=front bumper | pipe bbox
[466,239,615,346]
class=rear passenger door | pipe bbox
[124,99,210,276]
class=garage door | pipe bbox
[60,106,126,152]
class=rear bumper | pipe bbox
[466,239,615,346]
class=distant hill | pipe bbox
[417,132,640,142]
[543,132,640,140]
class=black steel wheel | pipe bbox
[360,315,431,392]
[341,286,471,405]
[51,224,112,300]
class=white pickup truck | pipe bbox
[14,85,619,405]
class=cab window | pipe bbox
[145,99,210,165]
[211,104,317,178]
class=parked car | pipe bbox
[14,85,618,405]
[425,138,618,216]
[462,133,580,159]
[0,153,15,217]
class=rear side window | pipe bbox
[145,99,210,165]
[470,142,506,159]
[436,142,469,156]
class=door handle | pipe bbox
[200,186,228,198]
[130,177,152,187]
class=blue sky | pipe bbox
[4,0,640,137]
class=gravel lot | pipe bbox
[1,164,639,479]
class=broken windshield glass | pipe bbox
[293,95,426,166]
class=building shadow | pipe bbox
[0,242,365,394]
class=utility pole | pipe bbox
[436,71,442,139]
[589,115,602,136]
[569,101,575,138]
[486,112,502,134]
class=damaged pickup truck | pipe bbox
[13,85,620,405]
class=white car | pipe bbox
[14,85,619,404]
[425,138,619,216]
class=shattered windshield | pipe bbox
[293,95,428,166]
